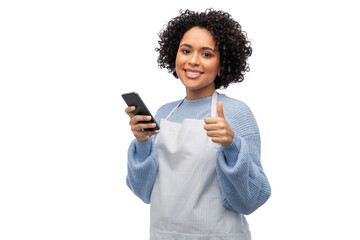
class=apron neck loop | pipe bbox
[165,91,219,120]
[165,99,184,120]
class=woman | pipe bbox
[125,9,271,240]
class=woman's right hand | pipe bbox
[125,106,159,142]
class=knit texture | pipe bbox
[126,93,271,214]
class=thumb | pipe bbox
[217,101,225,118]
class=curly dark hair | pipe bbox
[156,8,252,89]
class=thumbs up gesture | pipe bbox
[204,101,235,147]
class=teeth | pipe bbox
[186,71,201,75]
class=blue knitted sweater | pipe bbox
[126,93,271,215]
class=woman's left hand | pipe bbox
[204,101,235,147]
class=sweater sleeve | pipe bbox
[126,137,158,204]
[215,102,271,215]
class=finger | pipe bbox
[125,106,135,113]
[134,123,158,131]
[204,118,227,130]
[204,117,220,124]
[149,130,160,135]
[217,101,225,119]
[130,115,152,125]
[210,136,223,144]
[125,106,135,117]
[204,122,221,131]
[206,129,226,137]
[135,129,159,136]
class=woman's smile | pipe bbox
[184,68,204,78]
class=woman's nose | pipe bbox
[189,52,200,65]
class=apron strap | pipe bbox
[165,91,219,120]
[165,99,184,120]
[211,91,219,117]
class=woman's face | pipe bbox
[175,27,220,99]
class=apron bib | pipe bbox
[150,92,251,240]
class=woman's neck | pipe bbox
[185,84,216,100]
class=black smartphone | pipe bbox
[122,92,160,131]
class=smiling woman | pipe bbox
[156,9,252,90]
[175,27,221,99]
[124,8,271,240]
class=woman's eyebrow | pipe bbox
[179,43,216,52]
[202,46,216,53]
[179,43,192,48]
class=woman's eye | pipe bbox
[203,53,211,57]
[182,49,190,54]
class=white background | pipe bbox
[1,0,359,239]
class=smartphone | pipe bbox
[122,92,160,131]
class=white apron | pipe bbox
[150,91,251,240]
